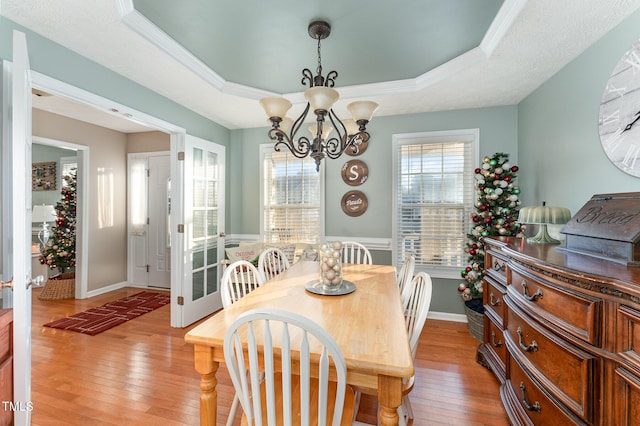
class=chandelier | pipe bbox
[260,20,379,172]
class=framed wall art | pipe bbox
[32,161,57,191]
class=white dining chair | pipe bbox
[220,260,264,309]
[220,259,265,425]
[224,308,356,426]
[398,271,433,425]
[257,246,291,282]
[352,271,432,426]
[341,241,373,265]
[396,255,415,305]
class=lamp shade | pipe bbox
[347,100,379,122]
[259,97,292,119]
[304,87,339,111]
[309,124,333,140]
[342,119,359,136]
[32,204,55,223]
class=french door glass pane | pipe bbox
[191,146,220,301]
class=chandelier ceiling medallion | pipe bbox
[260,20,379,172]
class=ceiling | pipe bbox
[4,0,640,133]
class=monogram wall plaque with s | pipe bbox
[341,160,369,186]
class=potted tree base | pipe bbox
[38,272,75,301]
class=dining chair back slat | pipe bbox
[397,255,415,305]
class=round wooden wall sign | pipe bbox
[341,190,368,217]
[341,160,369,186]
[345,135,369,156]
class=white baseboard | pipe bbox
[428,311,468,323]
[85,281,128,298]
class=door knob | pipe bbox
[0,278,12,290]
[0,275,45,290]
[27,275,45,289]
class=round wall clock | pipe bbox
[599,37,640,177]
[341,160,369,186]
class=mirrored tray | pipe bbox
[304,280,356,296]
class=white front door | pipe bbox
[6,30,34,425]
[179,135,225,326]
[148,155,170,289]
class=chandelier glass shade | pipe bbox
[260,20,379,171]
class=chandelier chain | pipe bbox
[316,35,323,80]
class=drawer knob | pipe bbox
[521,280,543,302]
[491,331,503,348]
[517,327,539,352]
[490,293,501,306]
[519,382,542,413]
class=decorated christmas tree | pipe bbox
[40,169,77,274]
[458,153,523,312]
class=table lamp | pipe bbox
[32,204,55,247]
[518,202,571,244]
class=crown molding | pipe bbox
[117,0,526,104]
[481,0,529,56]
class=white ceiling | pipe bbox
[4,0,640,133]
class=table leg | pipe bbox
[194,345,219,426]
[378,375,402,426]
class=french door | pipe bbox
[3,30,34,425]
[178,135,225,326]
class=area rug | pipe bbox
[43,291,170,336]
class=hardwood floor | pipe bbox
[30,287,508,425]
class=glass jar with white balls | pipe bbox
[319,241,343,291]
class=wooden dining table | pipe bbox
[184,260,414,426]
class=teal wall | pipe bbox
[518,9,640,215]
[230,106,518,315]
[230,106,518,236]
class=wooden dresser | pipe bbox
[478,237,640,426]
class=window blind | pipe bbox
[261,147,323,244]
[393,130,477,277]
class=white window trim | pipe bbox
[391,129,479,279]
[259,144,325,243]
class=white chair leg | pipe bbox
[353,390,362,422]
[395,395,412,426]
[226,393,239,426]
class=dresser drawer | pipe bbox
[485,249,508,283]
[617,305,640,373]
[505,355,587,426]
[487,315,506,372]
[614,367,640,426]
[508,263,602,345]
[506,299,598,422]
[484,276,506,327]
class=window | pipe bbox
[260,145,324,244]
[60,156,77,189]
[392,129,478,278]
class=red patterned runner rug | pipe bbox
[44,291,170,336]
